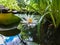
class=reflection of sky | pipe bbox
[3,34,21,45]
[5,36,15,42]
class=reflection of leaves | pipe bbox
[17,23,23,30]
[17,23,30,39]
[17,23,35,40]
[17,23,29,30]
[20,31,29,39]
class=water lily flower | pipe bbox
[15,14,38,28]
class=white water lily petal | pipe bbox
[21,18,26,21]
[25,16,28,20]
[28,24,30,27]
[29,24,32,26]
[31,15,34,19]
[15,14,20,18]
[22,21,28,24]
[32,17,36,20]
[32,24,36,27]
[23,14,28,19]
[27,15,31,19]
[29,24,36,28]
[20,14,25,18]
[32,20,38,24]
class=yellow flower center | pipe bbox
[28,18,33,23]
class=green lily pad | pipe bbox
[0,13,20,25]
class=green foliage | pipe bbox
[17,23,31,39]
[51,0,60,27]
[17,0,26,8]
[0,0,20,10]
[28,0,60,28]
[25,0,60,28]
[26,0,51,14]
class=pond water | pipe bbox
[0,14,40,45]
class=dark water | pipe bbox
[0,29,20,36]
[0,20,20,36]
[0,23,20,36]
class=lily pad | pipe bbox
[0,13,20,25]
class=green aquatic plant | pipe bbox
[0,0,20,10]
[51,0,60,28]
